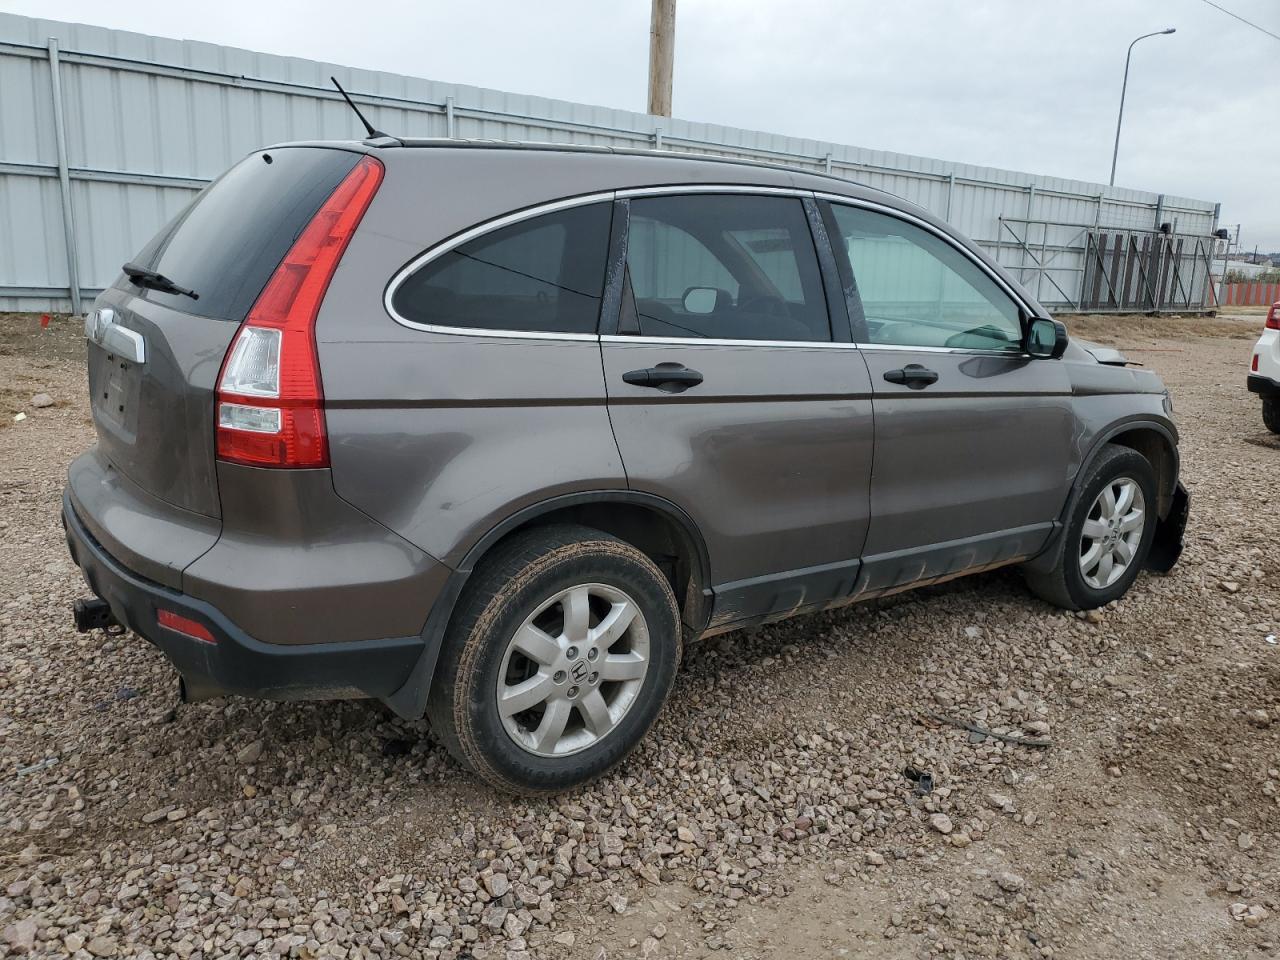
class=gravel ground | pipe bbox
[1,311,1277,960]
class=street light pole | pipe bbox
[1109,27,1175,187]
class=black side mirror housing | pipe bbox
[1026,317,1068,359]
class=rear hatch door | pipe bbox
[87,146,362,518]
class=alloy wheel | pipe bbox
[1079,477,1146,590]
[496,583,650,757]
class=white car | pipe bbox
[1250,301,1280,434]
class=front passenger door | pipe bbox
[822,200,1075,595]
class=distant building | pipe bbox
[1224,259,1270,280]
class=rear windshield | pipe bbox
[125,147,360,321]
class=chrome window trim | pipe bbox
[601,336,1023,357]
[601,334,860,349]
[383,327,601,343]
[383,183,1038,354]
[616,184,810,199]
[384,190,616,339]
[385,184,818,341]
[612,185,841,348]
[612,189,1024,355]
[857,342,1029,357]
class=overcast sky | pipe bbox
[5,0,1278,250]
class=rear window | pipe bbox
[126,147,360,321]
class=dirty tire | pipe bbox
[1264,397,1280,434]
[427,524,681,795]
[1022,444,1158,611]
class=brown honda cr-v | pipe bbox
[63,138,1189,793]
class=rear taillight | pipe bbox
[216,155,384,468]
[1266,302,1280,330]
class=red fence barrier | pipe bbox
[1219,282,1280,306]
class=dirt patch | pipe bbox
[0,313,85,364]
[0,312,1276,959]
[1059,312,1263,345]
[0,313,84,428]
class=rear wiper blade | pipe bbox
[122,262,199,301]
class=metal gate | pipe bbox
[1080,230,1216,312]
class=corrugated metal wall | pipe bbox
[0,11,1221,313]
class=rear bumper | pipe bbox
[63,491,427,704]
[1247,373,1280,397]
[67,447,450,647]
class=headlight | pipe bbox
[1162,389,1175,416]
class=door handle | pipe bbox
[622,363,704,392]
[883,364,939,389]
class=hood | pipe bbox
[1072,338,1136,367]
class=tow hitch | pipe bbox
[73,597,123,634]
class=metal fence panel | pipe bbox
[1218,282,1280,307]
[1081,232,1218,312]
[0,11,1221,312]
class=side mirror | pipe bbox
[682,286,720,315]
[1026,317,1068,359]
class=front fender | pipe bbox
[1022,413,1182,575]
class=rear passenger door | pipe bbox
[820,199,1075,594]
[600,190,875,628]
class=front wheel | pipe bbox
[1023,445,1158,611]
[1264,396,1280,434]
[427,524,681,794]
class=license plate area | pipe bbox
[90,346,142,438]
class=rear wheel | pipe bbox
[427,524,681,794]
[1023,445,1158,611]
[1264,396,1280,434]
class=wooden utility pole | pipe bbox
[648,0,676,117]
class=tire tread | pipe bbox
[427,524,680,795]
[1264,396,1280,434]
[1023,444,1156,611]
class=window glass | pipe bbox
[828,204,1022,351]
[728,227,804,301]
[129,148,359,322]
[391,202,612,334]
[626,195,830,342]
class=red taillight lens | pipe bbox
[216,155,384,468]
[1266,302,1280,330]
[1254,354,1261,372]
[157,609,216,644]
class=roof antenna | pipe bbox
[330,76,387,139]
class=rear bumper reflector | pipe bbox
[157,608,217,644]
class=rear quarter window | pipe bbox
[127,147,361,321]
[389,202,613,335]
